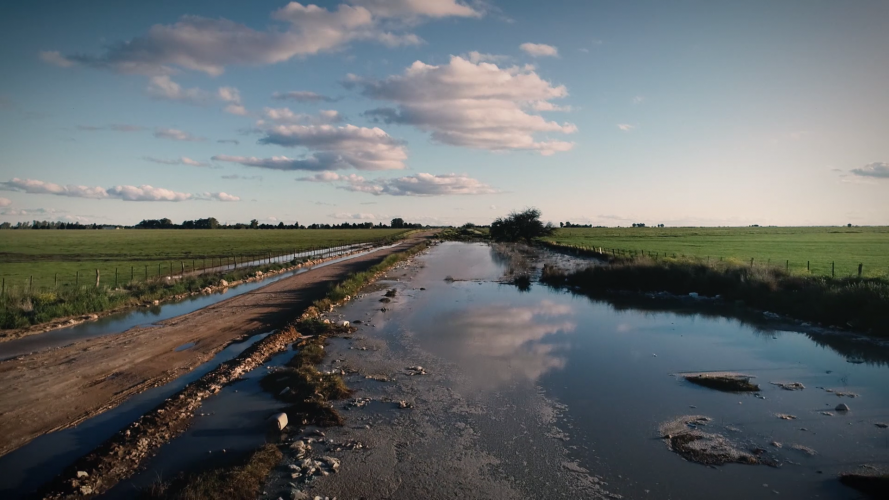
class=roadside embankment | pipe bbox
[35,239,430,499]
[539,249,889,337]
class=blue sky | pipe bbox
[1,0,887,226]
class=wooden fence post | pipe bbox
[807,261,810,272]
[858,263,863,277]
[786,260,789,272]
[95,269,100,288]
[29,275,33,294]
[131,266,134,282]
[831,261,835,277]
[55,273,58,288]
[750,258,754,267]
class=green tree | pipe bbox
[490,208,555,242]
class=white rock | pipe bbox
[270,412,289,430]
[76,471,89,478]
[835,403,850,412]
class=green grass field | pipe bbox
[543,226,889,278]
[0,229,408,292]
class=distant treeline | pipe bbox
[0,217,425,230]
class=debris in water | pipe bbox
[659,415,761,466]
[681,372,760,392]
[771,381,805,391]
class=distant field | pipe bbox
[543,226,889,278]
[0,229,408,290]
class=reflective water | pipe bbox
[0,333,270,498]
[400,243,889,499]
[0,243,393,360]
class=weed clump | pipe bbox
[140,443,282,500]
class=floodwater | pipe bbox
[399,243,889,499]
[0,333,271,498]
[8,241,888,499]
[0,242,395,360]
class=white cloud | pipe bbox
[260,108,343,124]
[850,162,889,179]
[272,90,337,103]
[350,0,481,19]
[465,51,508,64]
[221,174,263,181]
[39,51,74,67]
[215,123,408,171]
[519,43,558,57]
[330,212,377,220]
[147,76,208,104]
[0,197,11,207]
[351,56,576,155]
[617,123,635,131]
[41,2,482,76]
[218,86,248,115]
[143,156,210,167]
[199,192,241,202]
[154,128,206,142]
[0,178,109,199]
[1,177,237,202]
[298,172,498,196]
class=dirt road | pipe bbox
[0,234,430,457]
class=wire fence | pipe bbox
[0,240,388,298]
[541,241,889,279]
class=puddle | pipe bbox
[174,341,196,352]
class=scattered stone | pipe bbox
[659,415,760,466]
[790,444,817,456]
[821,411,834,416]
[682,372,759,392]
[836,403,851,412]
[80,485,92,495]
[406,366,427,376]
[876,423,888,429]
[777,414,797,420]
[397,400,413,409]
[771,382,805,391]
[822,388,859,398]
[76,471,89,478]
[770,441,782,448]
[384,289,397,297]
[271,412,289,431]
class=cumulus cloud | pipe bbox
[350,56,576,155]
[147,75,208,104]
[154,128,206,142]
[218,86,248,115]
[215,123,407,171]
[0,197,11,207]
[1,177,237,202]
[0,178,109,199]
[260,108,343,125]
[519,43,558,57]
[617,123,634,131]
[272,90,338,103]
[850,162,889,179]
[297,172,498,196]
[217,139,240,145]
[143,156,210,167]
[40,2,482,76]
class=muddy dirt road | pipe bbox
[0,233,431,457]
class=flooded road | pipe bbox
[11,241,886,499]
[299,242,889,499]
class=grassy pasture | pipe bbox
[0,229,408,291]
[544,226,889,278]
